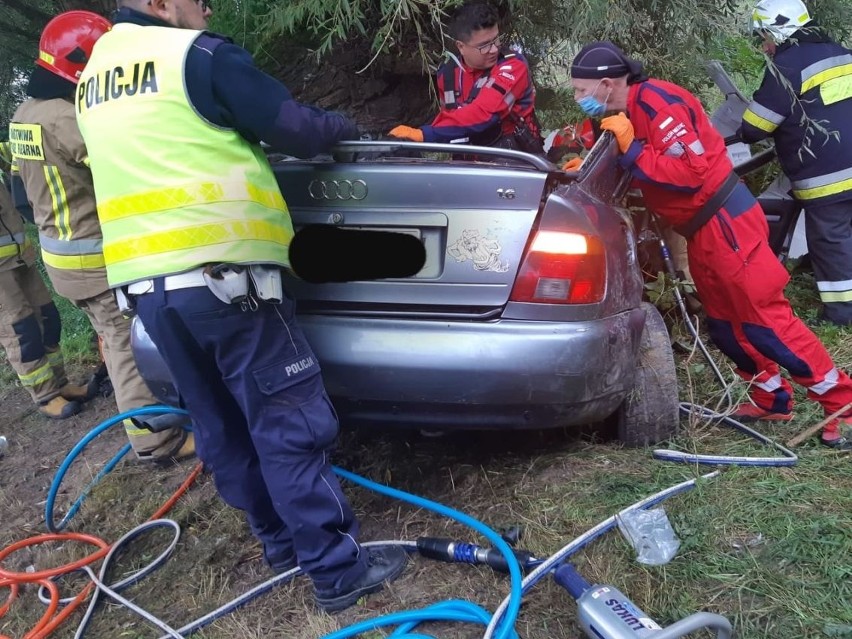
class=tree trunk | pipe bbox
[58,0,117,16]
[0,21,39,42]
[2,0,53,25]
[269,42,435,137]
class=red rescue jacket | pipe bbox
[619,78,733,226]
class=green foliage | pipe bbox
[206,0,276,56]
[267,0,464,73]
[0,0,113,134]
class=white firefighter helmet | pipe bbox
[751,0,812,44]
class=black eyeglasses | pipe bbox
[468,35,502,55]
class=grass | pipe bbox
[1,263,851,639]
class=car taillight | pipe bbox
[509,231,606,304]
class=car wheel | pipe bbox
[613,302,680,447]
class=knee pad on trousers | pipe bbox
[12,314,45,363]
[40,302,61,347]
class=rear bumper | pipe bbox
[302,307,645,429]
[132,307,646,430]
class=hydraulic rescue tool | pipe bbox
[554,563,733,639]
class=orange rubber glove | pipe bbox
[600,113,635,153]
[561,157,583,171]
[389,125,424,142]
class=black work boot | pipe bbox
[315,545,408,613]
[264,545,299,575]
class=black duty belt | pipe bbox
[674,172,740,239]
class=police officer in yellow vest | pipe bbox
[11,11,194,461]
[0,141,91,419]
[77,0,408,612]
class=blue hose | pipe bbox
[47,407,522,639]
[45,406,189,533]
[331,468,523,639]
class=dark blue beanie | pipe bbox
[571,41,647,84]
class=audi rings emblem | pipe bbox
[308,179,368,201]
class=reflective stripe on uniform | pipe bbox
[816,278,852,303]
[42,250,106,269]
[43,165,72,240]
[809,367,840,395]
[791,166,852,200]
[39,235,106,270]
[754,373,783,393]
[800,54,852,92]
[123,418,155,437]
[18,362,54,387]
[97,181,285,223]
[0,232,26,247]
[0,232,28,258]
[743,101,786,133]
[103,218,292,265]
[76,25,294,286]
[688,140,705,155]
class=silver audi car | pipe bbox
[132,137,680,446]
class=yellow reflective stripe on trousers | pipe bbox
[103,219,292,265]
[44,165,72,240]
[18,362,54,387]
[817,278,852,303]
[98,181,286,223]
[123,418,156,437]
[41,248,106,270]
[821,290,852,303]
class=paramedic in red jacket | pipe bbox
[387,1,541,152]
[570,41,852,448]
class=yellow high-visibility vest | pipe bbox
[76,24,292,287]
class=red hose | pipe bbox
[0,461,203,638]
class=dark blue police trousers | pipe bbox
[135,282,368,591]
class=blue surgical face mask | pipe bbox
[577,80,611,116]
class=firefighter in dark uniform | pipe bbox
[740,0,852,326]
[76,0,407,612]
[570,41,852,448]
[388,1,542,153]
[11,10,193,461]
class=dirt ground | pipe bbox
[1,355,850,639]
[0,364,596,639]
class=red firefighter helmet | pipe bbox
[36,10,111,83]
